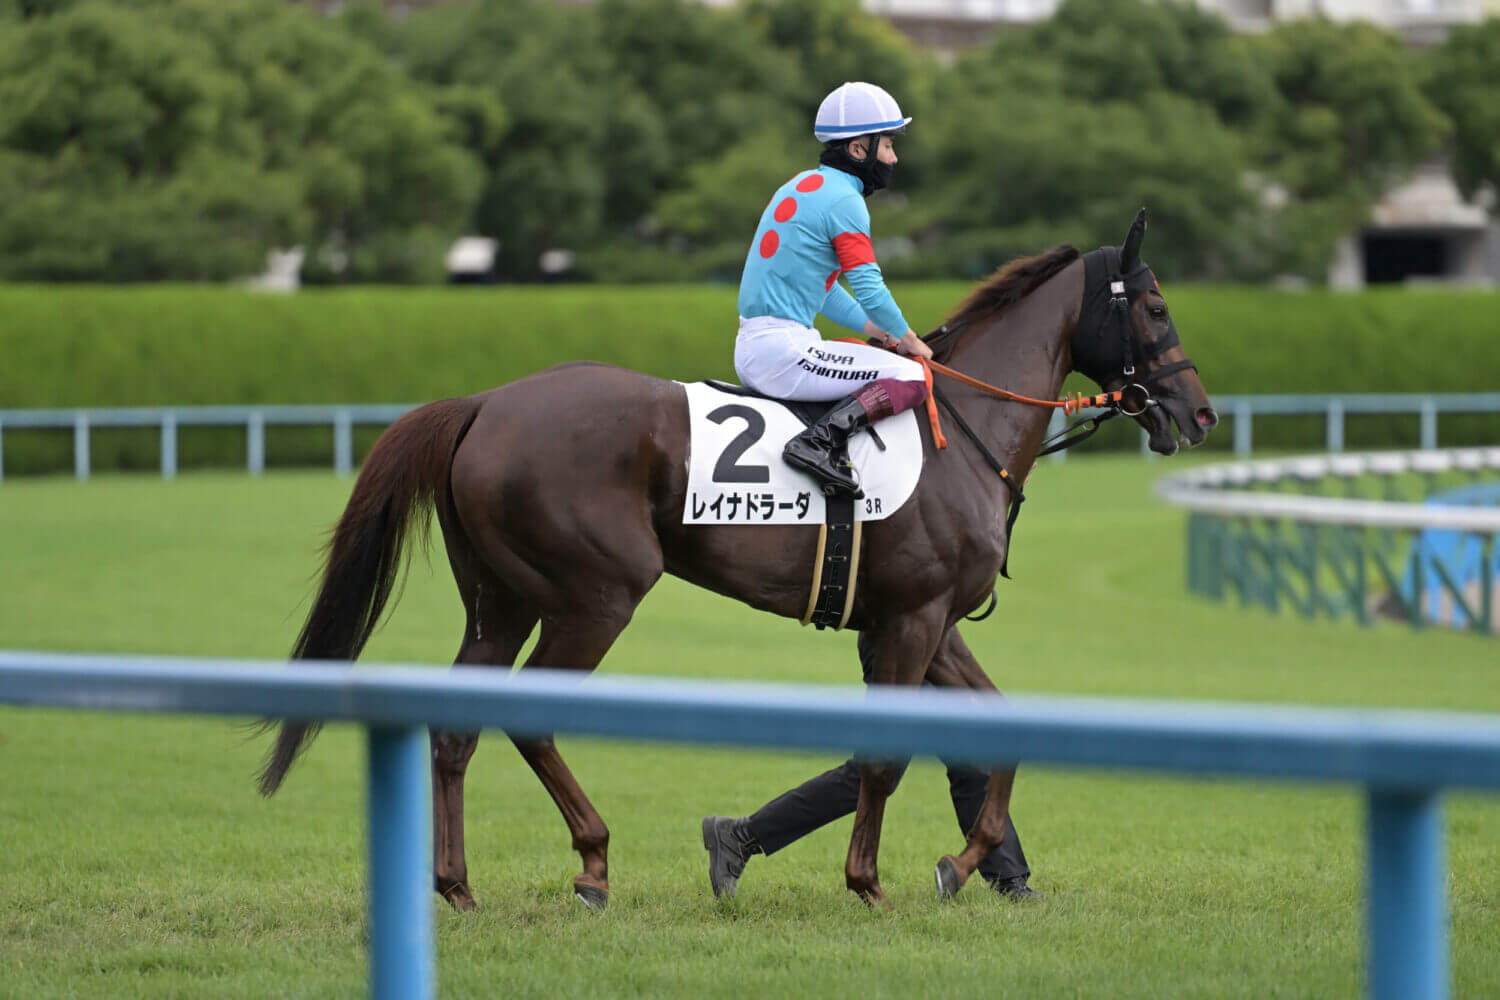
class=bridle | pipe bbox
[895,238,1200,596]
[1074,244,1199,422]
[914,245,1198,454]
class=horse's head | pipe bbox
[1073,210,1218,455]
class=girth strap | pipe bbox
[802,493,862,630]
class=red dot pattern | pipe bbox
[759,229,779,258]
[795,174,824,193]
[774,197,797,222]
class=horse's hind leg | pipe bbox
[432,565,539,910]
[846,613,946,907]
[510,594,653,911]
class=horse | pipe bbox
[257,210,1218,911]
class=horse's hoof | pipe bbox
[847,881,888,909]
[935,855,964,899]
[439,881,477,912]
[573,881,609,911]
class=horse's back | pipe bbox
[448,363,688,569]
[459,360,685,479]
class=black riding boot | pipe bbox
[782,396,870,498]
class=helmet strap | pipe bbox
[819,136,885,197]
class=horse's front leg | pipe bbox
[934,769,1016,897]
[926,627,1017,898]
[845,614,945,907]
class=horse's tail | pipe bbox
[257,395,483,796]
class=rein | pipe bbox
[921,356,1127,417]
[832,338,1142,452]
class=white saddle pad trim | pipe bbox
[679,381,922,526]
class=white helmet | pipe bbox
[813,82,911,144]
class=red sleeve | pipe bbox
[832,232,877,271]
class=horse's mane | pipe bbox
[924,244,1081,363]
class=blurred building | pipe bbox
[1329,164,1500,289]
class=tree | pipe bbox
[905,1,1257,280]
[1426,18,1500,198]
[398,0,613,279]
[1027,0,1279,130]
[0,0,482,281]
[1241,18,1449,277]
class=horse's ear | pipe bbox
[1120,208,1147,271]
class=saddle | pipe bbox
[702,380,868,632]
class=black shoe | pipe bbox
[988,875,1044,901]
[782,396,870,499]
[702,815,760,898]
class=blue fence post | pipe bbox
[1047,409,1066,463]
[248,412,266,477]
[1327,400,1344,453]
[161,412,177,480]
[0,417,5,482]
[335,410,354,476]
[74,411,90,481]
[1234,400,1252,456]
[1367,788,1447,1000]
[367,725,433,1000]
[1420,399,1437,451]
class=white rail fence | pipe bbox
[1157,448,1500,632]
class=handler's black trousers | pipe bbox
[743,631,1030,884]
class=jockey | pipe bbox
[736,81,933,499]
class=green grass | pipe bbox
[2,457,1497,998]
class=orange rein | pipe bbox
[832,337,1124,451]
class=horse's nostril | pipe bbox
[1196,407,1219,430]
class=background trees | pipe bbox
[0,0,1486,283]
[0,0,482,281]
[1425,18,1500,200]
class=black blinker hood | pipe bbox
[1074,246,1182,389]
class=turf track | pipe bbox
[1,457,1496,998]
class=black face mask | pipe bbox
[819,138,893,197]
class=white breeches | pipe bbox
[733,316,924,402]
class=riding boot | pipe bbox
[701,815,763,898]
[782,396,870,498]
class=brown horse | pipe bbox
[258,212,1217,910]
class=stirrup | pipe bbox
[784,448,862,499]
[814,457,862,499]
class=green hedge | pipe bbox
[2,283,1495,473]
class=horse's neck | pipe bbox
[945,262,1081,473]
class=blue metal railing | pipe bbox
[2,392,1499,480]
[1411,481,1500,629]
[3,650,1499,1000]
[0,403,413,480]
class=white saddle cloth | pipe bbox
[679,381,923,526]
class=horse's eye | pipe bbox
[1149,306,1167,320]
